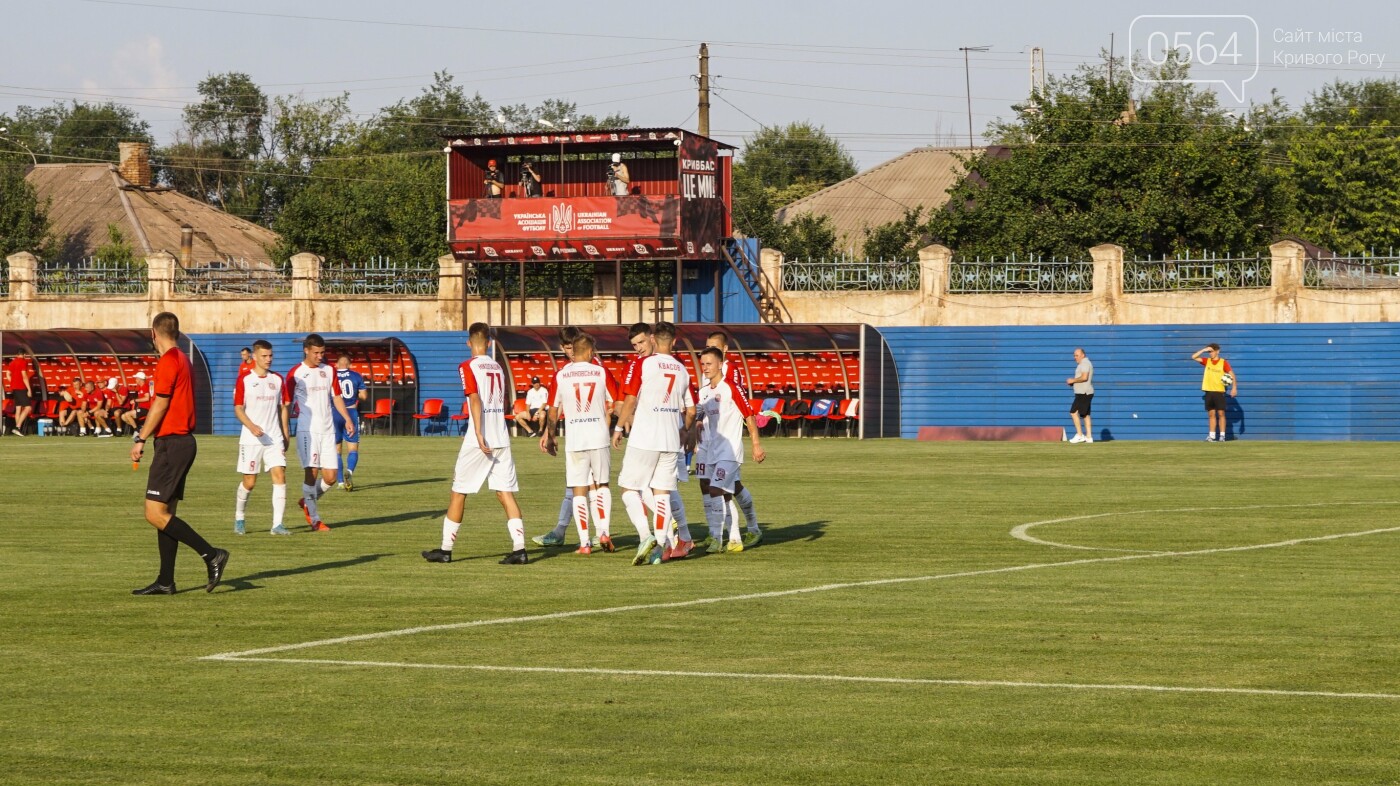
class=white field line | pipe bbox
[1009,500,1400,553]
[203,522,1400,662]
[216,657,1400,701]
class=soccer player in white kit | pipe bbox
[704,330,763,547]
[232,340,292,535]
[285,334,354,532]
[422,322,529,565]
[541,332,615,555]
[696,347,767,552]
[613,321,696,565]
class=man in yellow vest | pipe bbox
[1191,343,1237,442]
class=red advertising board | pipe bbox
[450,195,698,261]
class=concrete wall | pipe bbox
[772,242,1400,327]
[11,241,1400,332]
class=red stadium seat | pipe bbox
[450,401,470,435]
[360,397,394,435]
[411,398,446,435]
[780,399,809,437]
[804,399,837,438]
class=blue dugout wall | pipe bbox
[880,323,1400,441]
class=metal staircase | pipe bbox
[721,239,790,324]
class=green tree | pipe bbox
[161,72,269,220]
[0,157,50,255]
[363,72,495,153]
[1302,77,1400,131]
[1,101,150,164]
[94,223,139,266]
[861,207,927,259]
[270,155,444,265]
[732,122,856,253]
[929,55,1291,258]
[780,213,840,260]
[1283,111,1400,253]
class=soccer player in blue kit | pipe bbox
[333,354,368,490]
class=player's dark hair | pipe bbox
[628,322,652,340]
[572,333,596,354]
[707,330,729,348]
[652,321,676,340]
[252,339,273,352]
[468,322,491,344]
[303,333,326,349]
[558,325,582,344]
[240,346,252,354]
[152,311,180,338]
[1208,342,1220,351]
[700,346,724,363]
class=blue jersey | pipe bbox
[335,369,365,412]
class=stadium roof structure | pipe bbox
[774,146,983,255]
[24,163,281,266]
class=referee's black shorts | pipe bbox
[146,434,198,503]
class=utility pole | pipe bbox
[698,43,711,136]
[958,46,990,151]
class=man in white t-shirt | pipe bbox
[696,347,767,553]
[1066,347,1095,444]
[541,332,615,555]
[522,376,549,437]
[285,334,355,532]
[423,322,529,565]
[232,339,292,535]
[613,321,696,566]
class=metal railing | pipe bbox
[320,256,438,296]
[1124,253,1271,292]
[1304,250,1400,289]
[36,256,146,295]
[948,255,1092,294]
[174,258,291,295]
[781,258,921,292]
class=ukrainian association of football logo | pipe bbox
[551,203,575,233]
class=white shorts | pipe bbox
[297,430,339,470]
[705,460,741,494]
[236,439,287,475]
[618,447,679,492]
[452,441,519,494]
[566,446,611,488]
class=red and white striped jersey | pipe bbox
[549,361,614,451]
[698,378,755,464]
[459,355,510,449]
[285,362,338,434]
[623,353,693,453]
[234,369,285,445]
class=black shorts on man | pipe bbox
[146,434,198,502]
[6,389,31,408]
[1070,393,1093,416]
[1203,391,1228,411]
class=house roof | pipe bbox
[775,146,981,253]
[24,164,281,265]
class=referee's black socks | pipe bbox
[163,516,216,560]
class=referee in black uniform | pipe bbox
[130,312,228,595]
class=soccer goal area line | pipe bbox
[202,516,1400,702]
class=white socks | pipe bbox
[572,494,590,544]
[318,478,333,494]
[235,484,251,519]
[736,487,758,531]
[652,493,671,549]
[590,487,612,538]
[728,498,742,542]
[507,518,525,551]
[621,490,650,539]
[703,495,725,541]
[271,484,286,528]
[670,490,691,541]
[442,517,461,551]
[302,483,320,522]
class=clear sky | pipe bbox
[5,0,1396,169]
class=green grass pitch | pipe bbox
[2,435,1399,785]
